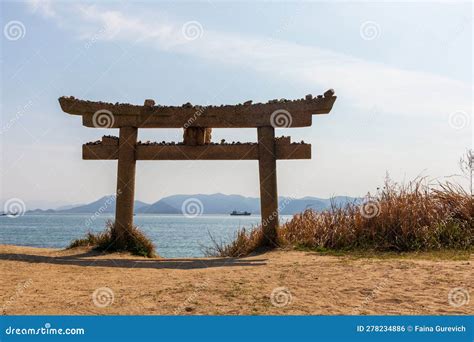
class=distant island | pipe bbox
[14,194,360,216]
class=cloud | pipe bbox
[28,2,471,119]
[27,0,57,18]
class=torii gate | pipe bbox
[59,89,336,249]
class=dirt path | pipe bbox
[0,245,472,315]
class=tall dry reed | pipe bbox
[211,178,473,257]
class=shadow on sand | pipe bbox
[0,250,267,270]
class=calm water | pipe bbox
[0,214,291,257]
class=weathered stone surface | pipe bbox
[101,135,119,145]
[183,127,212,145]
[83,141,310,160]
[275,136,291,145]
[324,88,335,97]
[114,126,138,249]
[59,92,336,128]
[144,99,155,107]
[258,126,278,247]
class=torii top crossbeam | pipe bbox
[59,90,336,128]
[59,89,336,250]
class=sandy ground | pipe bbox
[0,244,472,315]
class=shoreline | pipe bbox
[0,243,471,262]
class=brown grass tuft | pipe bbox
[68,220,156,257]
[204,227,267,257]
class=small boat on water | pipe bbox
[230,210,251,216]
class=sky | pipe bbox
[0,0,472,209]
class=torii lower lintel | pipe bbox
[82,139,311,160]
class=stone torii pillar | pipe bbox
[257,126,278,247]
[114,126,138,248]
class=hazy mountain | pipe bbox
[55,203,85,211]
[59,196,119,213]
[136,200,181,214]
[26,208,56,214]
[137,193,260,215]
[24,193,359,215]
[26,196,150,214]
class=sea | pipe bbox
[0,214,292,257]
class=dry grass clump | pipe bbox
[205,227,266,257]
[68,220,156,257]
[212,178,473,257]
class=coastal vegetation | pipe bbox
[210,177,473,257]
[68,220,156,257]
